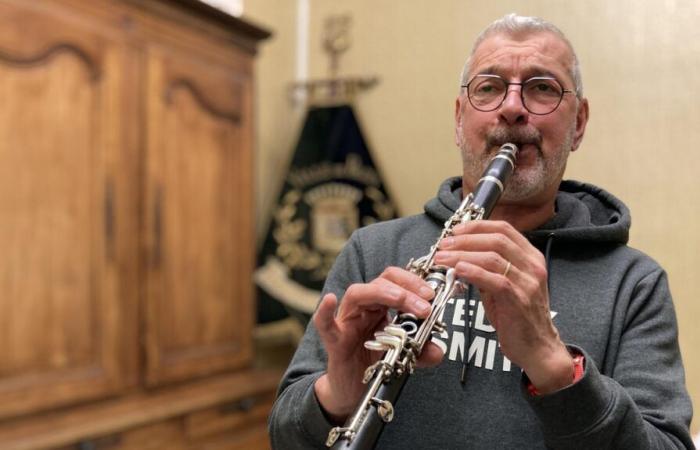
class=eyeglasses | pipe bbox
[462,74,575,115]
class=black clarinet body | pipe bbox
[330,371,410,450]
[326,143,519,449]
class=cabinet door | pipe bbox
[144,43,254,385]
[0,1,139,418]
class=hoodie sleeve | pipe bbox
[523,269,694,449]
[268,231,366,450]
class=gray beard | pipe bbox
[460,125,575,202]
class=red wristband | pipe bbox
[527,353,585,396]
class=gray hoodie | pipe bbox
[268,178,694,449]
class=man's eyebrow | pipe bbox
[474,65,561,80]
[522,67,558,79]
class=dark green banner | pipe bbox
[256,105,397,324]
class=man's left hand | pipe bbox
[435,220,574,394]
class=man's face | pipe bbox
[455,31,589,204]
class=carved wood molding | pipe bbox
[0,43,101,82]
[164,78,241,124]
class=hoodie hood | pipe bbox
[424,177,630,245]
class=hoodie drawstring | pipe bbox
[460,283,474,385]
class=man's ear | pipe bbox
[455,96,465,147]
[571,97,589,152]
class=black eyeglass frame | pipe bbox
[461,74,576,115]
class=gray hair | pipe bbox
[459,13,583,97]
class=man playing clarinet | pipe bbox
[268,13,694,449]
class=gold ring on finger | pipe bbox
[502,260,512,277]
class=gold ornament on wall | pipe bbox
[290,13,378,106]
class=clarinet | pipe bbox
[325,143,519,450]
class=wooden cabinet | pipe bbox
[0,0,139,421]
[0,1,272,449]
[143,40,254,386]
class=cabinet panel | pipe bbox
[184,390,275,440]
[0,1,137,418]
[144,44,254,385]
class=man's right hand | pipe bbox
[312,266,445,423]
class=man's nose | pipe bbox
[499,87,529,125]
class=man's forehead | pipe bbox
[470,31,574,78]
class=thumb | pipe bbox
[314,293,339,343]
[416,341,446,368]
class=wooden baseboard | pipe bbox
[0,368,283,450]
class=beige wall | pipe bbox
[246,0,700,433]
